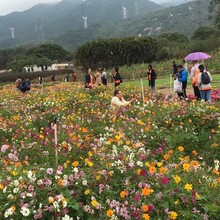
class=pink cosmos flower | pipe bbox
[1,145,9,153]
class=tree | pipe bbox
[26,44,70,62]
[210,0,220,29]
[192,26,220,40]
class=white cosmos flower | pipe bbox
[82,180,87,185]
[62,214,73,220]
[13,188,19,193]
[20,207,30,217]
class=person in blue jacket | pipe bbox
[176,64,188,99]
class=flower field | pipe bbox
[0,83,220,220]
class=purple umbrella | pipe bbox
[184,52,211,61]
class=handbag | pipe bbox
[174,79,182,93]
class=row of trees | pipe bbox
[74,37,158,68]
[1,25,220,72]
[74,26,220,69]
[0,44,70,72]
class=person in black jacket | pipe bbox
[148,64,157,91]
[85,68,93,89]
[113,67,122,88]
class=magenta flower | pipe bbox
[160,176,170,185]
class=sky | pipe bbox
[0,0,59,15]
[0,0,169,15]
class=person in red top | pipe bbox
[113,67,122,88]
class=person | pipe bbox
[25,78,31,92]
[113,67,122,88]
[51,74,55,81]
[65,72,70,82]
[15,77,22,90]
[20,78,28,93]
[147,64,157,92]
[72,71,77,82]
[183,60,188,72]
[102,68,107,85]
[39,76,43,85]
[173,61,178,76]
[111,90,135,109]
[85,68,93,89]
[197,64,212,102]
[95,68,102,86]
[176,65,188,99]
[190,60,201,100]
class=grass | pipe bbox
[123,74,220,91]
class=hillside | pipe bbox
[54,0,212,49]
[0,0,162,49]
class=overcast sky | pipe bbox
[0,0,168,15]
[0,0,59,15]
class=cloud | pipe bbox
[0,0,59,15]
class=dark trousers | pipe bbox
[193,86,201,100]
[102,79,107,85]
[178,81,187,98]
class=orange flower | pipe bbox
[48,197,54,203]
[178,146,184,152]
[141,205,149,212]
[218,177,220,184]
[82,127,88,133]
[149,166,156,174]
[168,150,173,155]
[192,150,198,156]
[190,160,199,168]
[141,187,153,196]
[159,167,167,174]
[120,190,127,198]
[72,161,79,167]
[164,154,170,160]
[57,179,63,187]
[106,209,114,217]
[15,162,22,167]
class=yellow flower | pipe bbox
[96,175,101,180]
[88,161,93,167]
[106,209,114,217]
[182,163,190,172]
[174,200,179,205]
[173,175,181,184]
[184,183,193,191]
[91,199,99,207]
[143,213,150,220]
[178,146,184,152]
[157,162,163,167]
[84,189,90,195]
[169,211,178,220]
[0,184,4,190]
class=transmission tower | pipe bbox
[122,7,128,19]
[134,2,139,17]
[35,18,46,42]
[9,27,15,39]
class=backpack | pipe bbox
[201,72,210,85]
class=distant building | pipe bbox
[23,63,73,73]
